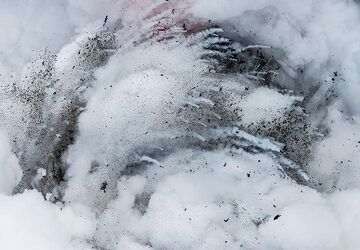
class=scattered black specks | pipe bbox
[100,181,108,193]
[274,214,281,220]
[103,15,108,27]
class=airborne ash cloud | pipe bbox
[0,0,360,249]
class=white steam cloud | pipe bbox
[0,0,360,250]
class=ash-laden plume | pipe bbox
[0,0,317,203]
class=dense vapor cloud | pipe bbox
[0,0,73,76]
[0,0,360,249]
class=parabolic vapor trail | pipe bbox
[0,0,360,249]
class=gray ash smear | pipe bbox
[10,31,118,197]
[5,9,330,205]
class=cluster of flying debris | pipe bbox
[1,0,360,249]
[4,0,312,199]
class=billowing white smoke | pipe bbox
[0,131,22,195]
[1,0,360,250]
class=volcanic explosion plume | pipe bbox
[0,0,360,249]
